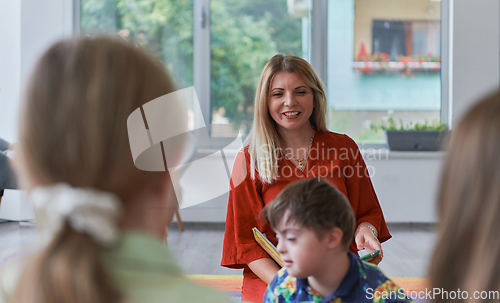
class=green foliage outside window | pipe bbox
[81,0,303,134]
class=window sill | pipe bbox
[358,144,445,159]
[363,150,445,160]
[194,147,445,160]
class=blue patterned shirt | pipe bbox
[263,252,412,303]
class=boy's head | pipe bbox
[264,178,355,278]
[265,178,355,251]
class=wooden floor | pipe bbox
[0,221,436,278]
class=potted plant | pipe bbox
[370,117,449,151]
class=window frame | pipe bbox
[74,0,449,147]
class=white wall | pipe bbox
[450,0,500,126]
[20,0,74,84]
[366,153,442,223]
[0,1,21,144]
[0,1,23,220]
[0,0,73,220]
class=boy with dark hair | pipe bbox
[263,178,411,303]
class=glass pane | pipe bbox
[327,0,441,143]
[210,0,311,137]
[80,0,194,89]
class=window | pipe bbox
[327,0,442,143]
[79,0,444,144]
[80,0,194,89]
[209,0,311,137]
[372,20,406,60]
[80,0,312,138]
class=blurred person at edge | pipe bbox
[0,36,234,303]
[429,91,500,303]
[222,54,391,302]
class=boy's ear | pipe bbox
[325,227,344,250]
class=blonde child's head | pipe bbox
[13,35,179,303]
[17,36,175,197]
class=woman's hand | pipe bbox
[355,224,383,265]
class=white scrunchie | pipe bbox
[30,183,122,247]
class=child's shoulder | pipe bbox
[355,256,411,302]
[269,267,296,289]
[265,267,300,301]
[357,257,393,286]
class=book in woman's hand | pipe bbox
[252,227,283,267]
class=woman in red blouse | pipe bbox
[221,54,391,302]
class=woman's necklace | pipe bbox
[286,128,315,173]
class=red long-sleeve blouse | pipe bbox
[221,131,391,302]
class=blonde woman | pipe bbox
[222,54,391,302]
[0,36,233,303]
[429,92,500,303]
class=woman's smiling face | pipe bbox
[268,71,314,132]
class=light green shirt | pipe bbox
[0,231,234,303]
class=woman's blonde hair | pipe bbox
[13,36,177,303]
[429,91,500,302]
[247,54,327,183]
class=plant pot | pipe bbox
[385,130,449,151]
